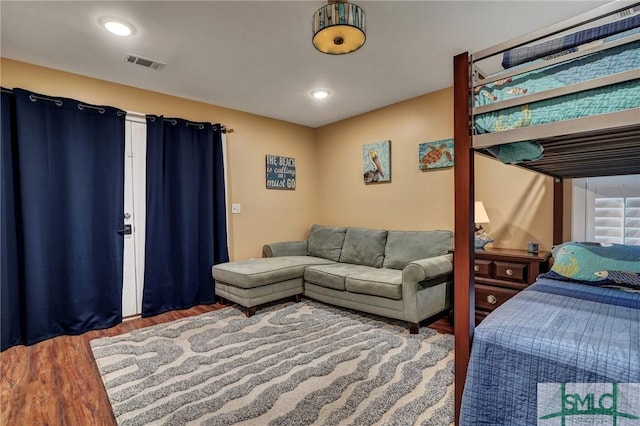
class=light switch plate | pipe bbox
[231,203,241,214]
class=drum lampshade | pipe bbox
[312,2,365,55]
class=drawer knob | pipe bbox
[474,265,480,272]
[487,295,497,305]
[506,268,514,276]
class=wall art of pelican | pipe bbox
[364,149,384,183]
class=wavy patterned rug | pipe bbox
[90,300,454,426]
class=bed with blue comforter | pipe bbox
[474,25,640,135]
[470,14,640,167]
[460,278,640,425]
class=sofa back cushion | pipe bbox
[383,230,453,270]
[307,224,347,261]
[339,227,388,268]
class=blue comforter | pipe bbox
[460,278,640,425]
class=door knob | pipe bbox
[124,212,131,219]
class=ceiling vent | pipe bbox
[123,53,166,71]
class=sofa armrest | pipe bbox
[402,254,453,283]
[262,240,308,258]
[402,254,453,322]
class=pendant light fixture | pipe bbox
[312,0,366,55]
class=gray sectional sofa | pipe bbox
[212,224,454,333]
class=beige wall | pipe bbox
[1,58,319,260]
[315,88,555,251]
[2,58,555,257]
[475,155,554,252]
[315,89,455,232]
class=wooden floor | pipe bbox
[0,304,225,426]
[0,302,452,426]
[425,314,454,335]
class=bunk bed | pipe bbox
[452,1,640,424]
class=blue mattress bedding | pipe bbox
[502,14,640,68]
[474,33,640,134]
[460,278,640,425]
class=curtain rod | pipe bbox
[1,88,234,134]
[146,115,233,133]
[26,93,125,115]
[2,89,124,116]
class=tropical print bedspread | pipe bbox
[474,34,640,134]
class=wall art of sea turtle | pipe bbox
[419,141,453,170]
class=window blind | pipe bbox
[572,175,640,245]
[594,196,640,245]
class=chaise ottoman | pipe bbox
[212,256,335,316]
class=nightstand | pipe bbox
[473,247,551,324]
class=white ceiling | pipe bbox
[1,1,608,128]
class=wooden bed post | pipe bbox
[553,177,564,245]
[453,51,475,425]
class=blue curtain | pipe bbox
[142,116,229,317]
[1,88,125,351]
[1,89,22,350]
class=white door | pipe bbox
[122,115,147,317]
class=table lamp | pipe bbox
[475,201,493,249]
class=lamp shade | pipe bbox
[475,201,490,224]
[312,2,366,55]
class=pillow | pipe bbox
[306,224,347,262]
[595,270,640,291]
[539,270,640,292]
[550,242,640,283]
[339,227,387,268]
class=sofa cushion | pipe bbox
[307,224,347,262]
[212,256,335,289]
[339,227,388,268]
[345,268,404,300]
[304,263,375,291]
[383,230,453,270]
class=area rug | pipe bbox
[90,300,454,426]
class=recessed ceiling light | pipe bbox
[311,90,330,100]
[100,17,135,36]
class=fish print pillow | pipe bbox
[594,270,640,291]
[550,242,640,283]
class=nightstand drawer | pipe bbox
[494,261,527,283]
[466,248,552,325]
[475,284,518,311]
[473,259,492,278]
